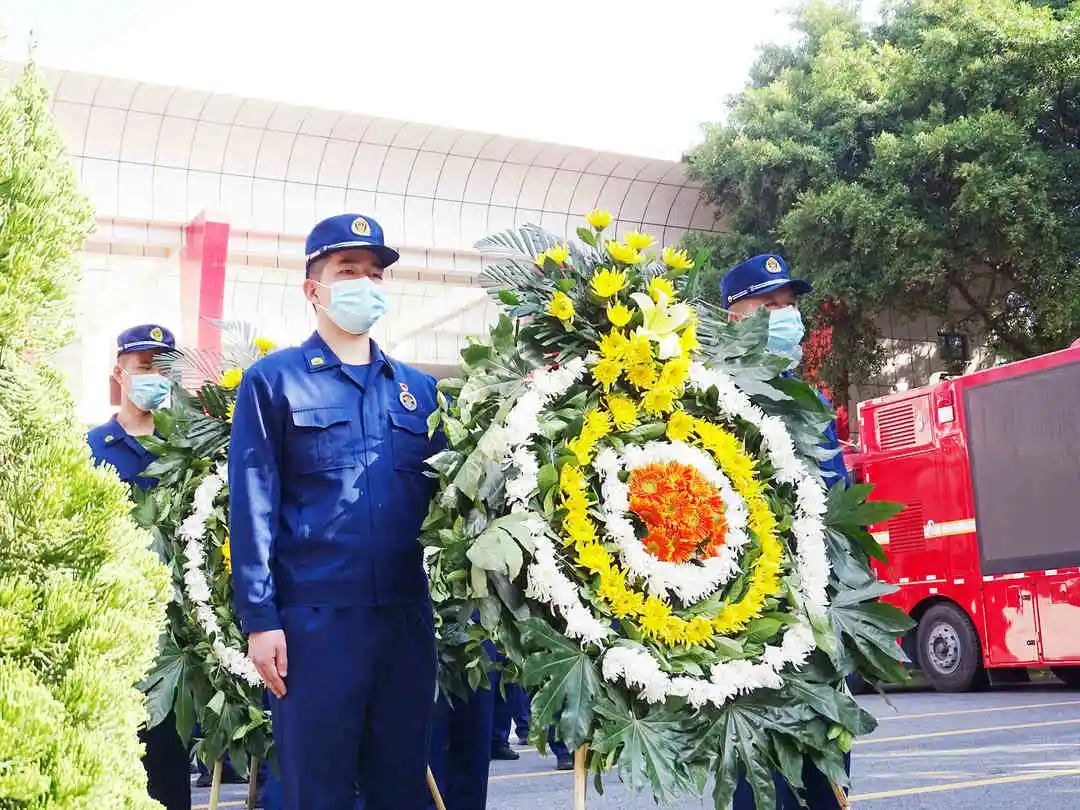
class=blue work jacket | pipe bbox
[228,333,442,633]
[87,416,158,490]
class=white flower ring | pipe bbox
[489,360,832,706]
[593,441,751,603]
[179,469,262,687]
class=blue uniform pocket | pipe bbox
[290,406,356,475]
[388,410,430,473]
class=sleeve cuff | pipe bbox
[239,608,282,634]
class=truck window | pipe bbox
[964,360,1080,574]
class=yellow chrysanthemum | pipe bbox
[660,357,691,389]
[592,357,623,389]
[648,276,677,302]
[662,246,695,271]
[639,596,673,640]
[666,410,695,442]
[534,243,570,267]
[606,395,638,431]
[221,537,232,574]
[685,616,714,646]
[578,543,611,575]
[679,320,699,355]
[625,363,658,390]
[625,231,655,251]
[597,329,630,361]
[585,208,614,230]
[591,267,628,299]
[606,240,644,265]
[582,409,613,441]
[560,463,586,494]
[564,512,598,547]
[607,302,633,328]
[642,385,677,416]
[254,336,276,356]
[547,291,575,323]
[220,367,244,389]
[627,333,655,366]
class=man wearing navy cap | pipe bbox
[229,214,442,810]
[87,324,191,810]
[722,256,849,808]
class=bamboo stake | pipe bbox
[208,758,224,810]
[830,781,850,810]
[426,766,447,810]
[246,758,259,810]
[573,745,589,810]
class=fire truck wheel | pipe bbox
[1052,667,1080,688]
[917,603,987,692]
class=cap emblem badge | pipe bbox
[351,217,372,237]
[765,256,782,274]
[150,326,164,342]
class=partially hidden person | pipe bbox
[87,324,192,810]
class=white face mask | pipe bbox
[766,307,805,368]
[314,277,388,335]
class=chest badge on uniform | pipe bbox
[399,391,418,411]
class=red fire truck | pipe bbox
[846,345,1080,692]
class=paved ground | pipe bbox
[192,681,1080,809]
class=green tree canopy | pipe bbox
[0,64,170,808]
[687,0,1080,393]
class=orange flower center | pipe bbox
[627,462,728,564]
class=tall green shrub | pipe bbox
[0,64,170,808]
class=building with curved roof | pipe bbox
[3,61,722,421]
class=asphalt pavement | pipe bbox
[192,681,1080,809]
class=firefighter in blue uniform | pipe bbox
[88,324,191,810]
[721,255,849,809]
[229,214,441,810]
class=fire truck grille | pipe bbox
[887,500,925,552]
[876,402,917,449]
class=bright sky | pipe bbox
[2,0,881,160]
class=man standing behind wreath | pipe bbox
[722,254,849,809]
[87,324,191,810]
[229,214,442,810]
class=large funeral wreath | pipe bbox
[131,328,276,773]
[421,213,911,807]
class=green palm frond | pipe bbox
[475,224,560,261]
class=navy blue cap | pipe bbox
[117,324,175,355]
[304,214,400,269]
[720,254,812,308]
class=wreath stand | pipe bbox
[205,759,447,810]
[573,745,589,809]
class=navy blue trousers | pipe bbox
[271,603,436,810]
[490,676,530,747]
[733,754,850,810]
[427,673,496,810]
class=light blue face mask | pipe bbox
[767,307,805,368]
[127,373,170,412]
[317,277,388,335]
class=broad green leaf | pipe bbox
[497,289,521,306]
[520,618,601,750]
[453,450,485,501]
[576,227,598,247]
[591,696,692,803]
